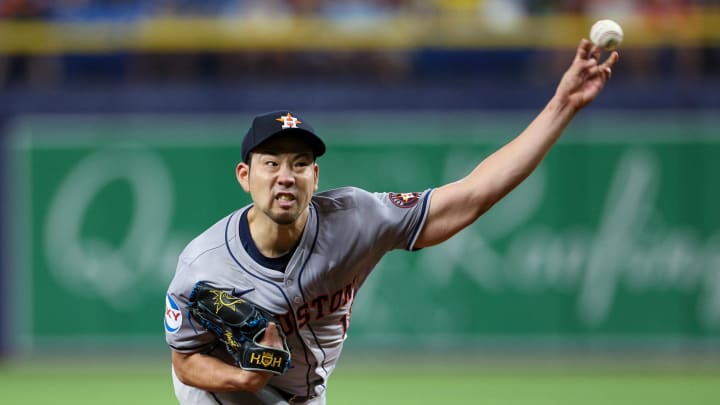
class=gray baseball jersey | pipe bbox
[165,186,433,402]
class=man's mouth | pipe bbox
[275,193,297,207]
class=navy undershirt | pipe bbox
[239,209,296,272]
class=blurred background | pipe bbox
[1,1,719,404]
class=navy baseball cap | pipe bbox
[241,110,326,163]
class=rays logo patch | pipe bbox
[165,294,182,333]
[388,192,421,208]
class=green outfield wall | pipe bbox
[7,112,720,351]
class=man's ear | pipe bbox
[313,163,319,192]
[236,162,251,192]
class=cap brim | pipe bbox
[245,128,326,162]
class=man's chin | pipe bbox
[270,211,301,226]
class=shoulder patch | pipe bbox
[388,192,421,208]
[165,294,182,333]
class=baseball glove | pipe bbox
[187,281,291,375]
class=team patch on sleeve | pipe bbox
[165,294,182,333]
[388,192,421,208]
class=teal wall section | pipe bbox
[8,112,720,350]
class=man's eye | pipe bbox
[265,161,278,167]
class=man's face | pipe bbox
[237,134,319,226]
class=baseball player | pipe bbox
[165,39,619,404]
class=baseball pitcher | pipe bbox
[164,39,619,404]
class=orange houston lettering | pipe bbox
[329,290,343,312]
[343,283,354,305]
[283,280,358,335]
[296,303,310,330]
[278,312,294,336]
[311,295,328,319]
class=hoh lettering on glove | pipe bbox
[187,281,291,375]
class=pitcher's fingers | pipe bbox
[576,39,593,61]
[602,51,620,69]
[261,322,283,348]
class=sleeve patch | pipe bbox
[165,294,183,333]
[388,192,421,208]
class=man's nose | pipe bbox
[276,164,296,186]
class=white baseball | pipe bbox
[590,19,624,50]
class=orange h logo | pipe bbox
[276,113,301,129]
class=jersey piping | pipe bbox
[407,188,434,250]
[295,202,328,397]
[223,208,317,396]
[238,207,296,272]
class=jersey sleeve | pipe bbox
[164,256,216,354]
[359,188,434,251]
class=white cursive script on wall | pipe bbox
[419,147,720,329]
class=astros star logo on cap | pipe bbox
[276,113,302,129]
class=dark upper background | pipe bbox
[0,0,717,114]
